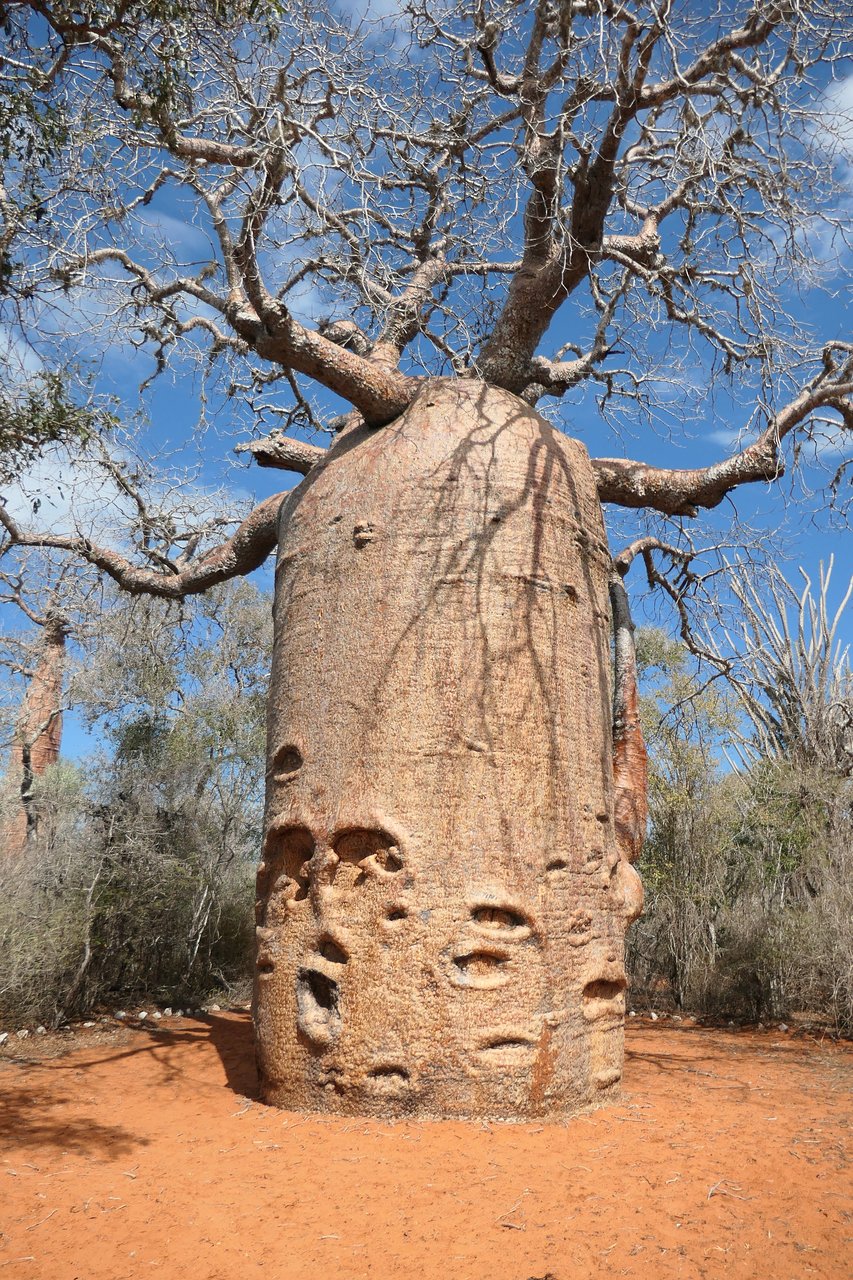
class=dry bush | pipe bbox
[0,756,256,1028]
[629,565,853,1033]
[628,767,853,1032]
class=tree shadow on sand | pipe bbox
[9,1014,259,1100]
[203,1012,258,1098]
[1,1013,259,1163]
[1,1084,148,1158]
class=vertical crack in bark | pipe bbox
[609,570,648,865]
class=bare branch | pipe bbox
[0,493,285,599]
[594,349,853,516]
[3,1,851,539]
[234,434,327,474]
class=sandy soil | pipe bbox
[0,1013,850,1279]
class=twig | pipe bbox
[707,1179,753,1201]
[26,1208,59,1231]
[498,1191,529,1229]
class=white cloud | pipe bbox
[0,326,44,384]
[822,71,853,155]
[2,446,137,539]
[335,0,407,25]
[705,422,852,465]
[707,427,744,449]
[28,269,142,369]
[817,71,853,206]
[2,440,256,547]
[332,0,415,52]
[799,421,853,463]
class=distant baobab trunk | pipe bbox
[254,381,645,1120]
[5,611,67,852]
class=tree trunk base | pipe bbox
[258,1025,625,1122]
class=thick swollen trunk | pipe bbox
[6,617,66,852]
[255,380,644,1120]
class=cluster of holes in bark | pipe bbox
[261,825,406,931]
[262,826,409,1051]
[452,901,538,988]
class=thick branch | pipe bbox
[234,434,327,473]
[245,309,418,426]
[592,444,780,517]
[65,243,419,427]
[594,362,853,516]
[477,5,791,391]
[0,493,285,599]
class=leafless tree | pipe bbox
[0,1,848,819]
[0,1,849,590]
[1,1,851,1111]
[710,557,853,773]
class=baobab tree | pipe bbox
[0,0,851,1118]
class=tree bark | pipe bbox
[609,571,649,878]
[5,612,67,852]
[254,379,643,1120]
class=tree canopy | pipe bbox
[0,0,851,594]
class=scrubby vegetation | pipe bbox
[628,641,853,1033]
[0,581,269,1026]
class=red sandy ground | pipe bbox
[0,1014,850,1280]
